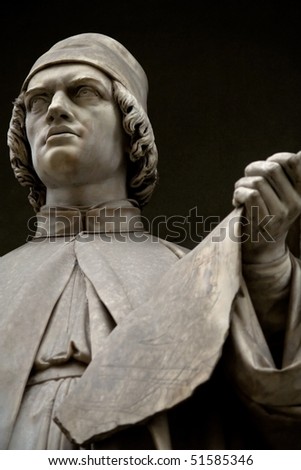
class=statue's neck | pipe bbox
[45,178,127,208]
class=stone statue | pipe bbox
[1,32,301,450]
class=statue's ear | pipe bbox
[286,215,301,258]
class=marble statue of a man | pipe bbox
[1,33,301,450]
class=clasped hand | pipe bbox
[233,152,301,264]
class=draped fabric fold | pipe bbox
[2,203,301,449]
[0,240,77,448]
[226,255,301,405]
[0,200,185,448]
[53,210,243,446]
[222,256,301,449]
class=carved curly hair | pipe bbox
[7,79,158,213]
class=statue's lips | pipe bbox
[46,127,79,141]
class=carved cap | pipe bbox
[21,33,149,110]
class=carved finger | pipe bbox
[244,160,298,207]
[234,176,286,218]
[233,186,269,223]
[267,151,301,191]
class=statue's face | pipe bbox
[24,63,126,189]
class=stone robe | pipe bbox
[0,201,300,449]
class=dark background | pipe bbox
[1,0,301,254]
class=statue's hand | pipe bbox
[232,152,301,264]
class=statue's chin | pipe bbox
[35,147,81,187]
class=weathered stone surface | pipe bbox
[54,209,242,445]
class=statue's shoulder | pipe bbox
[0,243,39,278]
[0,242,31,262]
[0,238,69,273]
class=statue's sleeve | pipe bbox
[224,254,301,448]
[241,250,292,365]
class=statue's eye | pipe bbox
[27,94,49,112]
[75,86,99,98]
